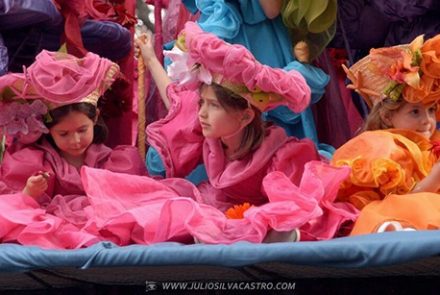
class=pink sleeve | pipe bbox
[146,83,204,178]
[102,145,147,175]
[0,146,53,200]
[268,137,320,186]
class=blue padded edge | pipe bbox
[1,231,440,273]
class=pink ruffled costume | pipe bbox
[0,50,146,249]
[101,22,357,243]
[0,140,146,249]
[136,83,358,242]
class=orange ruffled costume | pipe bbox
[332,129,440,234]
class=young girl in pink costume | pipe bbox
[331,34,440,234]
[129,21,358,243]
[0,50,146,248]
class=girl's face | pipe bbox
[198,85,244,139]
[49,111,95,159]
[389,102,437,139]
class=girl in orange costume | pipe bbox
[332,34,440,234]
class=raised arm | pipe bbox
[259,0,282,19]
[135,32,171,110]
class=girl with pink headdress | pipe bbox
[130,22,358,243]
[0,50,146,248]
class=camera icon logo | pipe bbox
[145,281,158,292]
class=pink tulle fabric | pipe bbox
[28,50,117,105]
[0,50,117,105]
[0,140,146,249]
[76,160,356,245]
[181,22,311,113]
[0,145,357,247]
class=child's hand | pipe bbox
[135,31,156,65]
[23,171,49,198]
[412,162,440,193]
[430,161,440,179]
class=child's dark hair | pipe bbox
[361,98,407,132]
[206,83,265,160]
[44,102,108,144]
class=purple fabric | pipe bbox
[385,14,440,46]
[313,50,353,148]
[1,28,61,73]
[330,0,391,49]
[0,0,64,73]
[331,0,440,50]
[1,1,131,73]
[371,0,440,46]
[0,0,62,30]
[0,34,7,75]
[371,0,440,22]
[81,20,132,61]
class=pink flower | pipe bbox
[164,46,212,87]
[0,100,48,140]
[5,117,27,135]
[0,102,14,125]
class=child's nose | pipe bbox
[198,105,207,118]
[421,111,432,123]
[71,133,81,143]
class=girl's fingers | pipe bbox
[145,30,153,42]
[135,33,148,45]
[30,175,48,185]
[37,171,50,179]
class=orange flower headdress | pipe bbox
[343,35,440,108]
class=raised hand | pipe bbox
[135,31,156,65]
[23,171,50,198]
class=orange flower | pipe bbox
[371,158,404,194]
[421,34,440,79]
[225,202,252,219]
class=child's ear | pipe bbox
[293,41,310,63]
[240,108,255,126]
[94,108,100,124]
[379,109,393,127]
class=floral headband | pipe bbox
[343,34,440,107]
[164,22,311,113]
[0,50,119,144]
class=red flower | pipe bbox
[113,4,137,27]
[430,140,440,158]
